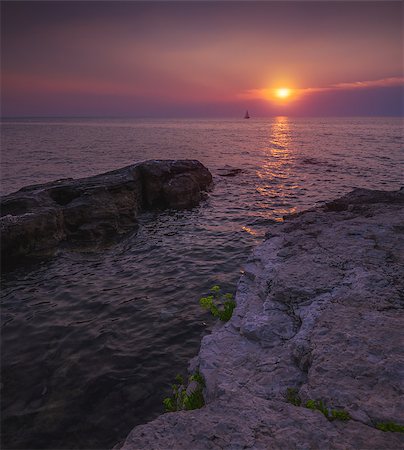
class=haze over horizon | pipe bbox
[1,1,403,118]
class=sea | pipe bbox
[1,117,403,449]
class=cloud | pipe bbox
[306,76,404,93]
[241,77,404,101]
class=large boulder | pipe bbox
[139,160,212,209]
[1,160,212,267]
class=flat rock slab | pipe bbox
[122,393,403,450]
[119,188,404,450]
[1,160,212,267]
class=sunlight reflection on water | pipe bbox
[255,117,299,219]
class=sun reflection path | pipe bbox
[271,116,291,152]
[254,116,300,221]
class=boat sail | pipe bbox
[244,110,250,119]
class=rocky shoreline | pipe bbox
[119,187,404,449]
[0,160,212,269]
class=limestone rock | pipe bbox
[119,188,404,449]
[122,393,403,450]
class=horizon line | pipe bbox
[1,114,403,120]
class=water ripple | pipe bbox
[1,117,403,449]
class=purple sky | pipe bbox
[1,1,403,117]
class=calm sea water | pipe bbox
[1,117,403,449]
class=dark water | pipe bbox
[1,117,403,449]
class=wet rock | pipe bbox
[217,166,242,177]
[139,160,212,208]
[324,187,404,212]
[1,160,212,267]
[119,187,404,449]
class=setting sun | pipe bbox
[275,88,291,99]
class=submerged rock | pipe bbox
[1,160,212,267]
[217,166,243,177]
[119,188,404,449]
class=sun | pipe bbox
[275,88,291,99]
[260,86,297,103]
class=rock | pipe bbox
[118,188,404,449]
[324,187,404,212]
[139,160,212,209]
[121,393,403,450]
[1,160,212,268]
[217,166,242,177]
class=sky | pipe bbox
[1,1,403,117]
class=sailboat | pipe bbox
[244,110,250,119]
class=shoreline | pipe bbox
[118,187,404,449]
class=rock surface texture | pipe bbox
[120,188,404,450]
[1,160,212,267]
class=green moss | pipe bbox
[376,422,404,433]
[285,388,301,406]
[189,370,205,387]
[304,399,350,421]
[163,371,205,412]
[305,399,316,410]
[175,374,184,385]
[331,409,351,421]
[183,388,204,410]
[162,397,176,412]
[289,390,402,431]
[199,286,236,322]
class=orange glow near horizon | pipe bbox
[275,88,291,99]
[252,87,297,103]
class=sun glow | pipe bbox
[275,88,291,99]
